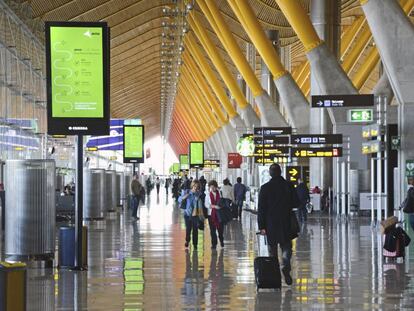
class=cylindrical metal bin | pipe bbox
[83,169,105,220]
[5,160,55,261]
[105,170,116,212]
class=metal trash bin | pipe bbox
[5,160,55,262]
[0,261,26,311]
[58,226,88,269]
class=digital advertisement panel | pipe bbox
[189,142,204,168]
[45,21,110,135]
[123,125,144,163]
[179,154,189,171]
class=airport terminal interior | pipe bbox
[0,0,414,310]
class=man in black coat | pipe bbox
[258,164,296,285]
[296,179,310,223]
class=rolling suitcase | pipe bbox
[254,234,281,291]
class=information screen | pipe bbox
[123,125,144,163]
[179,154,189,171]
[45,22,110,135]
[189,142,204,168]
[173,163,180,174]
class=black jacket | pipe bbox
[296,182,310,205]
[258,176,296,245]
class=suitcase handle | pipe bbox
[255,232,268,256]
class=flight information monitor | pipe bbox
[189,142,204,168]
[45,21,110,135]
[123,125,144,163]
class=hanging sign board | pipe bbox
[406,160,414,177]
[348,109,373,122]
[179,154,189,171]
[204,159,220,169]
[291,134,343,145]
[291,147,343,158]
[123,125,144,163]
[254,127,292,136]
[228,153,243,168]
[362,141,383,154]
[237,136,255,157]
[286,166,302,187]
[311,94,374,108]
[45,22,110,135]
[189,142,204,168]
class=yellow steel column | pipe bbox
[183,53,227,124]
[179,95,212,139]
[185,34,237,118]
[177,96,207,139]
[340,16,366,56]
[227,0,288,80]
[181,68,221,129]
[352,48,380,90]
[176,99,207,140]
[342,28,372,73]
[175,100,205,140]
[179,84,216,134]
[187,15,249,109]
[272,0,323,52]
[196,0,264,97]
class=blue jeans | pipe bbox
[268,241,293,272]
[131,195,139,218]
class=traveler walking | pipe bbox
[205,180,225,249]
[179,180,204,249]
[296,179,310,223]
[130,175,142,220]
[155,177,161,195]
[258,164,297,286]
[221,178,234,203]
[402,177,414,232]
[234,177,247,219]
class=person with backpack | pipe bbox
[234,177,247,219]
[178,180,204,250]
[258,164,298,286]
[205,180,225,249]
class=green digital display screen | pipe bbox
[45,21,110,135]
[189,142,204,167]
[173,163,180,173]
[179,154,189,171]
[50,26,104,118]
[123,125,144,163]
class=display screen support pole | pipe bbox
[74,134,85,270]
[196,168,199,180]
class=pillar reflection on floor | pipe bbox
[13,190,414,310]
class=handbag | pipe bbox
[290,211,300,240]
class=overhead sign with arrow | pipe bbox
[348,109,373,123]
[287,166,301,186]
[311,94,374,108]
[291,134,343,145]
[291,147,343,158]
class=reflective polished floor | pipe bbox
[2,191,414,310]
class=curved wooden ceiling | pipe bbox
[15,0,377,143]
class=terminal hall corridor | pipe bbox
[3,191,414,311]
